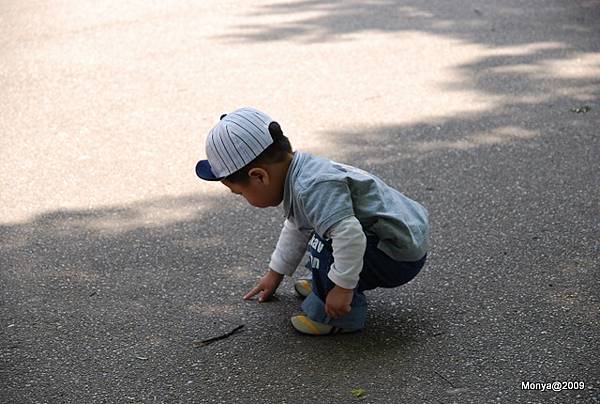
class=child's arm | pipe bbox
[244,219,311,302]
[269,219,312,276]
[326,215,367,288]
[324,216,367,318]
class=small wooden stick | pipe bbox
[193,324,245,347]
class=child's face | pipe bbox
[221,168,283,208]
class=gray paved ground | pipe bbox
[1,1,599,403]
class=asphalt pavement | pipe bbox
[1,1,599,403]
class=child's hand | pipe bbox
[325,285,354,319]
[244,269,284,302]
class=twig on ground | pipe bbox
[193,324,245,347]
[434,370,455,388]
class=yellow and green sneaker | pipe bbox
[293,279,312,298]
[290,315,358,336]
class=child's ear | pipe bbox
[248,167,270,185]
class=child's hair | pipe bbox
[224,119,293,183]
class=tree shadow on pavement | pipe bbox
[2,94,597,402]
[213,0,600,401]
[2,1,599,403]
[218,0,600,47]
[0,191,443,403]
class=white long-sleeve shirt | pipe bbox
[269,216,367,289]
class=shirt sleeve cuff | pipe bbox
[268,255,297,276]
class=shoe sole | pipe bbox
[290,315,361,336]
[294,280,312,298]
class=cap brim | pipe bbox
[195,160,223,181]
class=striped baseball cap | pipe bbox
[195,107,274,181]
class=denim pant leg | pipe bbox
[301,232,427,330]
[301,233,368,330]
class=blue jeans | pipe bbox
[301,232,427,330]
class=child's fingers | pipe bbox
[326,303,350,319]
[244,285,262,300]
[258,289,272,302]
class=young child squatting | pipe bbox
[195,107,429,335]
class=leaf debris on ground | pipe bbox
[351,387,366,399]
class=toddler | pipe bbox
[195,107,428,335]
